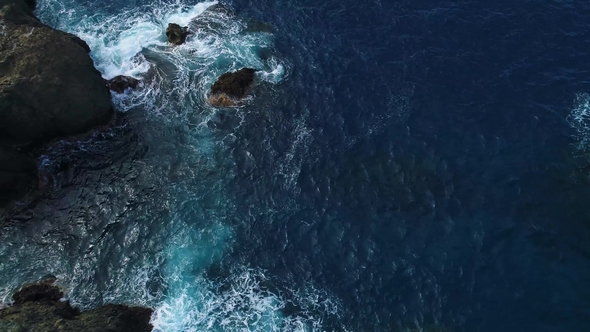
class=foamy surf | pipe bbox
[151,268,343,332]
[36,0,288,115]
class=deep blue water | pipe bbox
[2,0,590,331]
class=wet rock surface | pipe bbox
[11,284,63,306]
[106,75,140,93]
[0,284,153,332]
[166,23,189,45]
[208,68,257,107]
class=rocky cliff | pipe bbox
[0,283,153,332]
[0,0,113,213]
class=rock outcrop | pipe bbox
[0,0,112,142]
[0,0,113,211]
[106,75,140,93]
[166,23,189,45]
[0,283,153,332]
[208,68,257,107]
[0,0,33,16]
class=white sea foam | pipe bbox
[568,92,590,154]
[260,56,287,83]
[37,1,217,76]
[151,268,343,332]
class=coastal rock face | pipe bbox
[208,68,257,107]
[0,0,113,211]
[0,284,153,332]
[11,283,63,305]
[106,75,140,93]
[166,23,189,45]
[0,1,112,142]
[0,0,33,16]
[23,0,34,9]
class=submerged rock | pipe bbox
[242,19,274,34]
[203,2,233,16]
[166,23,189,45]
[208,68,257,107]
[11,283,63,306]
[188,3,233,37]
[0,0,113,211]
[106,75,140,93]
[0,283,153,332]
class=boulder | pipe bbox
[208,68,257,107]
[106,75,140,93]
[166,23,189,45]
[12,283,63,306]
[0,1,113,142]
[0,283,153,332]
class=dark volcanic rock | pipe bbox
[0,1,113,142]
[0,0,34,16]
[23,0,34,9]
[0,0,113,211]
[12,284,63,306]
[84,304,153,332]
[0,284,153,332]
[166,23,189,45]
[0,146,36,206]
[208,68,257,107]
[106,75,140,93]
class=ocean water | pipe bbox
[1,0,590,331]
